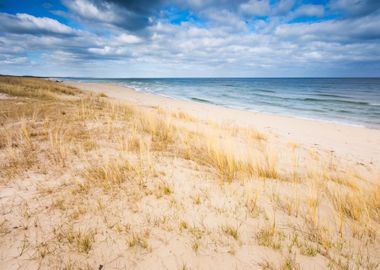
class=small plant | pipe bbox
[281,253,300,270]
[51,198,66,211]
[75,231,95,254]
[85,159,133,190]
[97,92,108,97]
[246,193,260,218]
[299,243,318,257]
[256,223,282,250]
[205,140,241,181]
[155,181,173,198]
[128,231,149,249]
[191,240,199,252]
[258,260,277,270]
[57,229,95,254]
[192,194,202,205]
[37,242,50,259]
[179,221,188,231]
[222,225,239,240]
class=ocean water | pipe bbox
[61,77,380,128]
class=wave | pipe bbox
[315,93,350,99]
[191,97,214,104]
[303,98,370,106]
[252,88,276,94]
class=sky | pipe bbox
[0,0,379,77]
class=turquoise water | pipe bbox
[61,78,380,128]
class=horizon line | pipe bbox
[2,74,380,79]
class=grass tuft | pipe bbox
[221,224,239,240]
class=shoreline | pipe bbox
[146,91,370,130]
[60,78,380,130]
[66,80,377,130]
[66,81,380,167]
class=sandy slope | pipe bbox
[68,81,380,168]
[1,77,380,270]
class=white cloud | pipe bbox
[330,0,380,16]
[1,1,380,77]
[62,0,115,22]
[273,0,295,15]
[205,10,248,32]
[0,13,77,35]
[115,34,142,44]
[275,13,380,42]
[16,13,75,34]
[88,46,113,55]
[61,0,154,31]
[240,0,269,16]
[294,5,324,17]
[0,56,29,65]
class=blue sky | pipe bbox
[0,0,379,77]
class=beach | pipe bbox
[2,0,380,268]
[68,81,380,167]
[1,77,380,269]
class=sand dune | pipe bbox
[0,77,379,269]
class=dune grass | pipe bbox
[0,76,379,269]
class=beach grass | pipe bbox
[0,76,379,269]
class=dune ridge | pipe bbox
[0,76,379,269]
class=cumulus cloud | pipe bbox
[176,0,246,11]
[272,0,295,15]
[330,0,380,17]
[240,0,270,16]
[0,13,77,36]
[62,0,164,31]
[293,4,324,17]
[115,34,142,44]
[1,0,380,77]
[275,13,380,42]
[205,10,248,32]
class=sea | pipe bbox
[60,77,380,129]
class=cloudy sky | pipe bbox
[0,0,379,77]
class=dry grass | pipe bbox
[84,159,134,191]
[0,76,379,269]
[56,227,95,254]
[221,224,239,240]
[127,230,150,249]
[256,223,283,250]
[0,76,80,99]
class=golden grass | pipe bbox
[84,159,134,191]
[221,224,239,240]
[0,76,80,99]
[1,76,380,269]
[128,230,150,249]
[256,222,283,250]
[56,227,95,254]
[136,111,176,150]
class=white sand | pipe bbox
[2,79,379,269]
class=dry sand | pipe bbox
[68,81,380,168]
[2,77,380,270]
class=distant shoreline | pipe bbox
[63,80,378,129]
[66,80,380,166]
[62,78,380,130]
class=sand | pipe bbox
[67,81,380,168]
[0,93,13,100]
[2,77,380,270]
